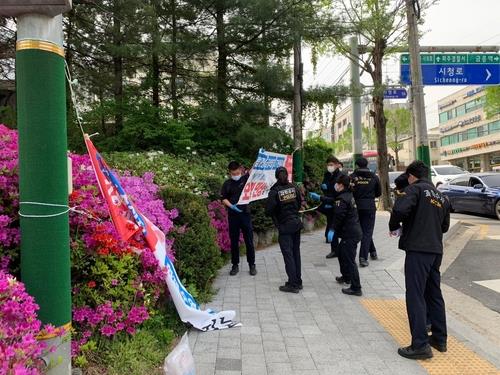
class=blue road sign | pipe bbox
[384,88,407,99]
[401,64,500,85]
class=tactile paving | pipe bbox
[361,299,500,375]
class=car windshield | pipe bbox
[482,175,500,188]
[434,166,466,175]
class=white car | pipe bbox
[431,165,469,187]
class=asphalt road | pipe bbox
[443,212,500,313]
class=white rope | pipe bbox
[299,205,320,214]
[19,202,102,221]
[64,61,85,136]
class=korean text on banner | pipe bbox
[84,134,241,332]
[238,149,293,205]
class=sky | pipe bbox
[302,0,500,131]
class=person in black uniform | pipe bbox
[350,158,381,267]
[389,161,450,360]
[320,156,345,258]
[310,174,363,296]
[220,161,257,276]
[266,167,304,293]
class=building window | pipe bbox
[430,141,437,148]
[455,104,466,117]
[439,112,448,124]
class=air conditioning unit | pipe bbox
[0,0,72,16]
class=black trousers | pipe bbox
[228,212,255,266]
[404,251,447,349]
[358,209,377,260]
[278,230,302,287]
[338,238,361,290]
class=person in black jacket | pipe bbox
[350,158,381,267]
[389,161,450,360]
[310,175,363,296]
[220,161,256,276]
[266,167,304,293]
[320,156,345,258]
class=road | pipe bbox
[443,212,500,313]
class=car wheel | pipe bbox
[495,200,500,220]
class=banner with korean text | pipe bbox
[238,148,293,205]
[85,134,240,332]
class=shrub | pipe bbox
[161,188,223,300]
[304,137,335,186]
[250,200,275,234]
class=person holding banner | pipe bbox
[221,161,257,276]
[266,167,304,293]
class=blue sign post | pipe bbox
[384,88,408,99]
[400,53,500,85]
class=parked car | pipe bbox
[438,173,500,220]
[431,165,470,187]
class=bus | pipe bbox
[339,150,379,173]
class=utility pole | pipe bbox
[293,35,304,184]
[408,87,417,162]
[0,2,72,374]
[349,36,363,163]
[406,0,430,167]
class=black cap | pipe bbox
[355,157,368,168]
[406,160,429,179]
[275,166,288,179]
[395,173,409,190]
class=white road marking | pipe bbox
[473,279,500,293]
[487,235,500,240]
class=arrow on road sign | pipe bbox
[486,69,492,81]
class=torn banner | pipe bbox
[84,135,240,331]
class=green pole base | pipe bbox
[417,144,431,179]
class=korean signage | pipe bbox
[441,139,499,157]
[440,115,481,133]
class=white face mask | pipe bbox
[327,165,337,173]
[231,175,241,181]
[334,183,342,192]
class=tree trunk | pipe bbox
[170,0,179,119]
[215,1,227,111]
[151,0,160,111]
[113,1,123,135]
[371,40,391,210]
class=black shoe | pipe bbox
[286,282,303,290]
[326,252,338,259]
[335,276,351,284]
[370,252,378,260]
[428,336,447,353]
[279,284,299,293]
[249,265,257,276]
[397,345,433,360]
[359,258,369,267]
[342,287,362,296]
[229,265,239,276]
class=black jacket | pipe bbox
[321,190,362,240]
[389,179,450,254]
[321,169,345,197]
[265,182,303,234]
[350,168,381,210]
[220,174,250,214]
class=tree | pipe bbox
[386,107,411,168]
[485,86,500,119]
[335,127,353,154]
[326,0,417,210]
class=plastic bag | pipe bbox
[164,332,196,375]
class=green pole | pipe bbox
[17,14,71,374]
[293,149,304,184]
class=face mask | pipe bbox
[327,166,337,173]
[334,183,342,192]
[231,175,241,181]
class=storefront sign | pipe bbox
[438,99,457,111]
[464,86,484,98]
[441,115,481,133]
[441,139,499,157]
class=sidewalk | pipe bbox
[188,213,500,375]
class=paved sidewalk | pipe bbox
[188,213,494,375]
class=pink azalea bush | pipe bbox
[0,124,179,365]
[0,270,45,375]
[207,200,242,253]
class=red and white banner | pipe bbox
[85,135,240,331]
[238,148,293,205]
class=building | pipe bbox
[438,86,500,172]
[397,128,442,169]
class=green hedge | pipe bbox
[160,188,223,301]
